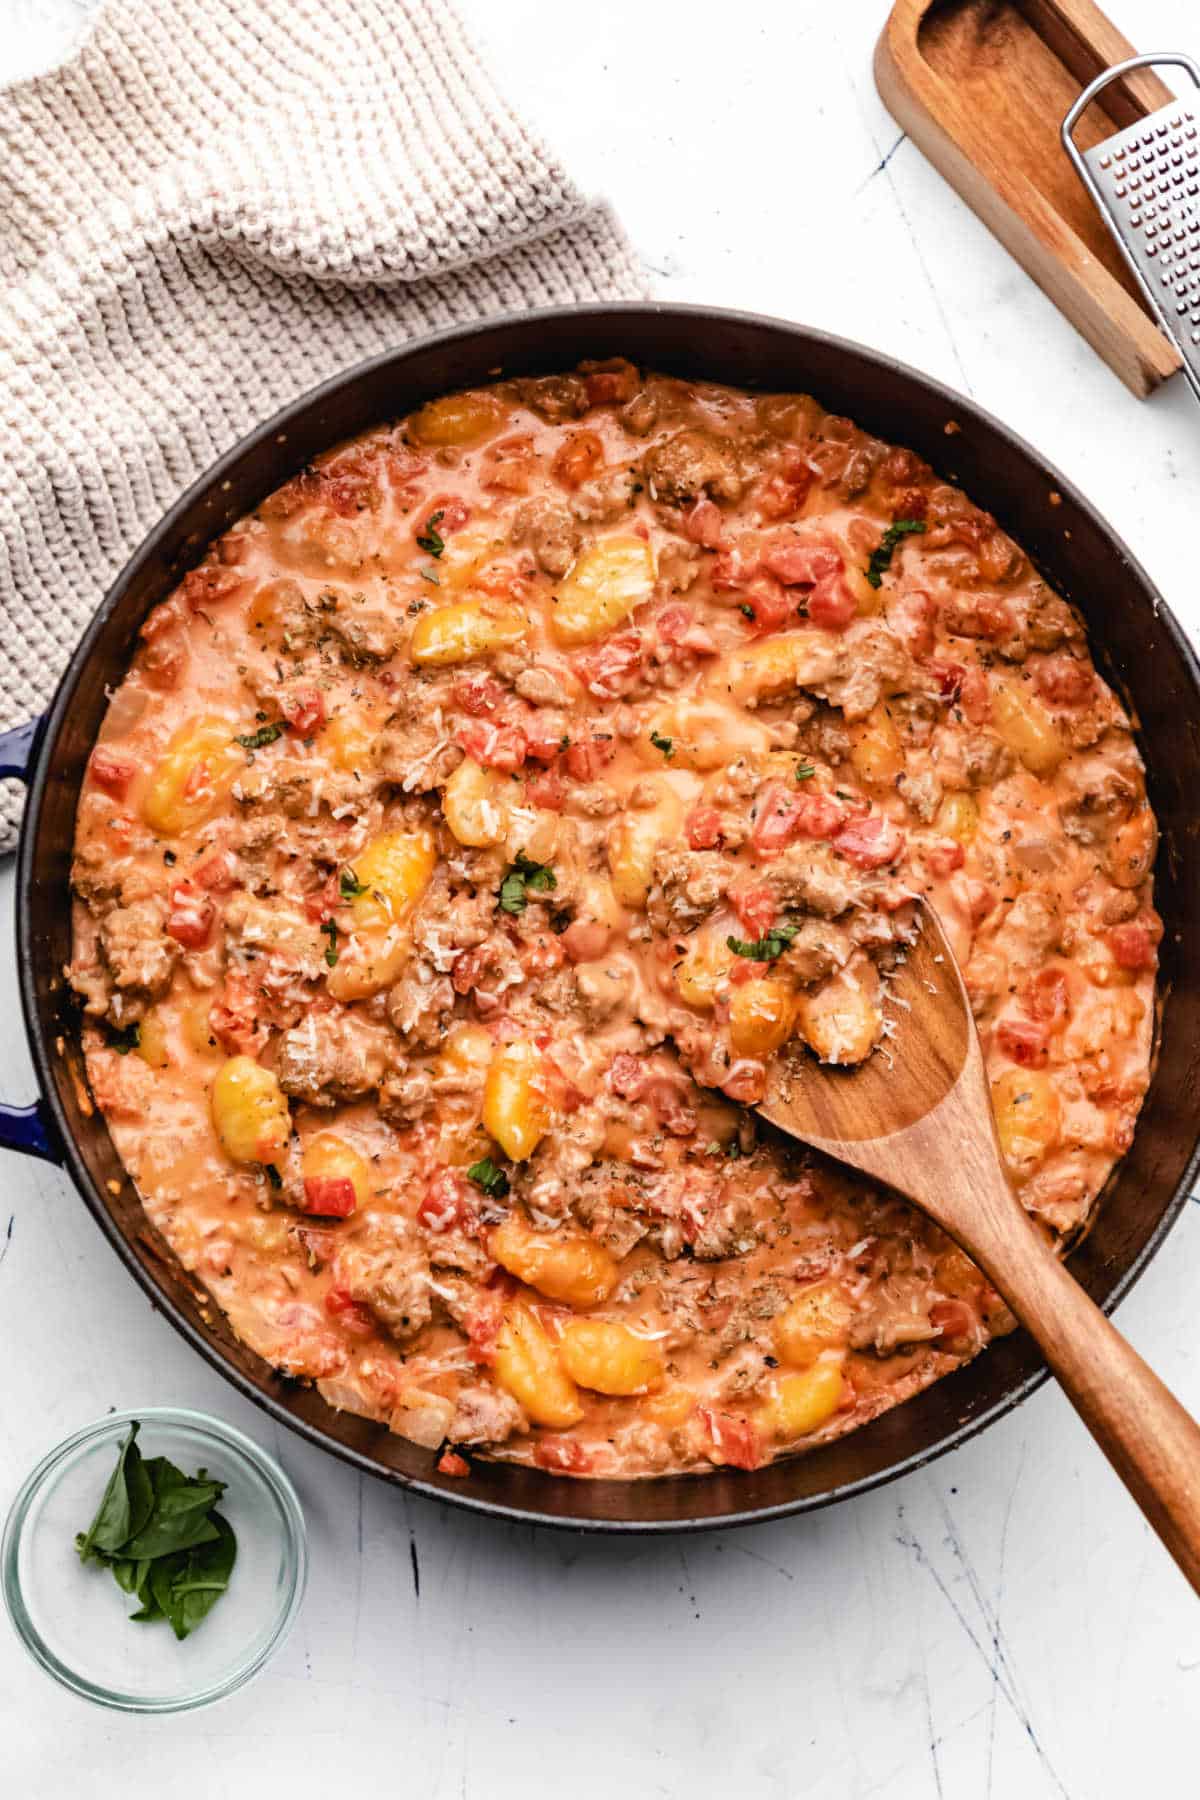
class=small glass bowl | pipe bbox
[2,1407,307,1712]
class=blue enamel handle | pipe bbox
[0,715,60,1162]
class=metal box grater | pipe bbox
[1063,51,1200,403]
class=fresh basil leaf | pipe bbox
[234,723,284,751]
[339,866,367,901]
[415,510,445,558]
[467,1157,509,1199]
[77,1423,140,1561]
[122,1456,225,1560]
[649,730,674,759]
[497,852,557,916]
[794,762,815,782]
[169,1513,237,1639]
[865,518,926,589]
[323,917,339,967]
[106,1022,141,1057]
[726,921,800,963]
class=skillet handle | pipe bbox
[0,714,61,1162]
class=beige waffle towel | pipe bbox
[0,0,644,847]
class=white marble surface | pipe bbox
[3,0,1200,1793]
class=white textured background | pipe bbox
[2,1,1199,1794]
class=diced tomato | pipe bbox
[930,1298,975,1345]
[181,563,243,612]
[1035,655,1094,707]
[656,603,717,655]
[608,1053,646,1099]
[740,579,793,632]
[564,734,616,781]
[89,746,137,800]
[302,1176,358,1218]
[519,933,565,979]
[926,837,965,877]
[281,686,326,736]
[962,879,997,929]
[682,498,725,548]
[959,666,991,724]
[732,884,777,937]
[209,973,268,1056]
[698,1407,762,1470]
[1022,967,1071,1026]
[761,539,841,587]
[887,587,938,660]
[720,1059,767,1105]
[450,944,492,997]
[454,673,505,715]
[807,573,857,631]
[455,720,527,772]
[521,716,567,764]
[833,813,905,868]
[165,880,215,949]
[995,1018,1050,1068]
[524,766,566,810]
[304,872,342,923]
[418,1168,475,1234]
[686,805,725,851]
[323,1285,376,1337]
[756,449,814,522]
[464,1295,504,1366]
[414,495,470,541]
[437,1450,470,1478]
[551,430,603,490]
[192,849,238,893]
[572,632,643,700]
[752,782,843,857]
[1110,921,1158,970]
[711,540,761,592]
[930,660,965,703]
[532,1437,594,1474]
[973,595,1013,641]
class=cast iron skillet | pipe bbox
[4,304,1198,1532]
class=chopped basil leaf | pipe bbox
[234,723,284,751]
[416,510,445,558]
[794,762,815,782]
[498,852,557,916]
[108,1022,141,1056]
[865,518,926,589]
[467,1157,510,1198]
[726,921,800,963]
[323,918,339,967]
[739,602,755,620]
[339,867,367,901]
[265,1163,283,1190]
[649,729,674,759]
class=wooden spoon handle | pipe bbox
[965,1199,1200,1593]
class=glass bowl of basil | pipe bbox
[2,1408,307,1711]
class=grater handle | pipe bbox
[1062,51,1200,164]
[1061,52,1200,406]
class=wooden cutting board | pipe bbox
[875,0,1184,397]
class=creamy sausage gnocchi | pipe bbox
[69,361,1161,1478]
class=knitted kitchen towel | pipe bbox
[0,0,645,850]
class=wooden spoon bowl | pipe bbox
[758,902,1200,1592]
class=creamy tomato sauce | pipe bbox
[68,361,1161,1479]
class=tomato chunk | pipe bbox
[752,782,843,857]
[437,1449,470,1477]
[166,880,215,949]
[699,1407,762,1470]
[302,1176,358,1218]
[995,1018,1049,1068]
[732,884,777,937]
[455,720,527,772]
[418,1169,475,1233]
[281,686,326,736]
[1110,921,1158,970]
[533,1437,594,1473]
[89,747,137,800]
[682,499,725,548]
[686,805,725,851]
[324,1285,375,1336]
[573,633,643,700]
[833,814,904,868]
[761,539,841,587]
[564,734,616,781]
[807,574,857,631]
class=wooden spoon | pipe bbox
[757,900,1200,1592]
